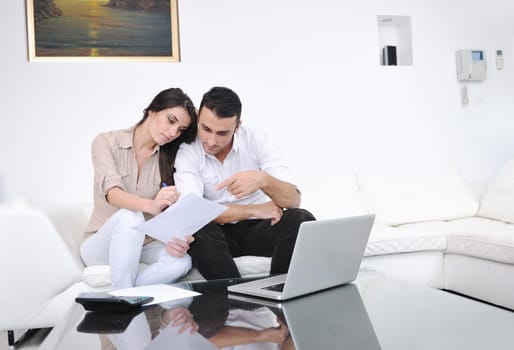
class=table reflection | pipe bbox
[76,281,380,350]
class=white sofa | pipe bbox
[0,201,270,333]
[3,161,514,334]
[301,167,514,311]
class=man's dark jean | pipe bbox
[188,208,316,280]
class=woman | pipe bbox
[80,87,198,289]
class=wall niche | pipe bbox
[377,15,413,66]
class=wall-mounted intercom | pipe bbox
[456,49,486,81]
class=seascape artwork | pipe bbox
[28,0,178,60]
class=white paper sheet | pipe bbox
[133,193,227,242]
[110,284,200,305]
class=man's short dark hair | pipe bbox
[200,87,242,121]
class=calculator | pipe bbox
[75,292,154,312]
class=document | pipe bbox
[110,284,200,305]
[133,193,227,242]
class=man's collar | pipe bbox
[232,129,240,152]
[202,130,240,161]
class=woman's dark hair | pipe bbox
[137,88,197,185]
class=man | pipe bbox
[174,87,315,279]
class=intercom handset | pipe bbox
[456,49,486,81]
[495,50,504,70]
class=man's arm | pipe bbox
[260,172,300,208]
[216,170,301,209]
[222,128,301,209]
[214,201,283,225]
[174,144,205,197]
[209,321,290,348]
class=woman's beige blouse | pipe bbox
[85,126,161,234]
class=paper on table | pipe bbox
[110,284,200,305]
[133,192,227,242]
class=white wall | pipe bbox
[1,0,514,204]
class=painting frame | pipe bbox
[26,0,180,62]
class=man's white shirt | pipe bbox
[174,125,296,206]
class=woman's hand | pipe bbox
[147,186,181,215]
[165,235,194,257]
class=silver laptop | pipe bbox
[228,214,375,300]
[228,283,381,350]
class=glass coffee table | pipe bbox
[22,269,514,349]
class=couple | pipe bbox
[80,86,315,289]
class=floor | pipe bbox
[0,331,6,350]
[0,330,50,350]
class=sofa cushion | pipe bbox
[82,256,272,288]
[299,172,368,220]
[366,222,448,256]
[232,255,271,276]
[478,159,514,223]
[446,217,514,264]
[357,172,479,226]
[38,202,93,264]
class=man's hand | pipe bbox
[251,201,283,225]
[257,319,290,344]
[216,171,266,199]
[165,235,194,257]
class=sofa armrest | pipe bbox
[0,204,83,330]
[37,202,91,268]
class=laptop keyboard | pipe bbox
[262,283,285,292]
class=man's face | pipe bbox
[198,106,240,157]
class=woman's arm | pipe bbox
[92,133,179,216]
[106,186,178,216]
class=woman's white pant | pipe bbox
[80,209,191,289]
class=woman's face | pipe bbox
[148,106,192,146]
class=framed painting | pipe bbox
[26,0,180,61]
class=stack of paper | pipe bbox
[133,193,227,242]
